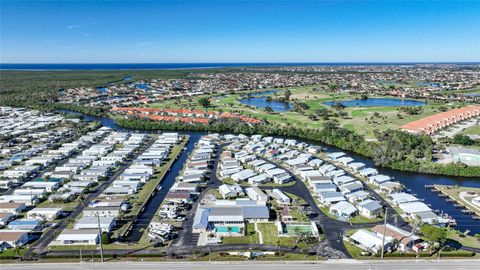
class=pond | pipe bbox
[96,87,108,93]
[322,98,425,107]
[239,97,292,112]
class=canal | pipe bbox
[61,111,480,234]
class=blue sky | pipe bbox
[1,1,479,63]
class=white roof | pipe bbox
[350,229,390,250]
[56,230,99,241]
[398,201,431,214]
[389,192,419,204]
[330,201,357,215]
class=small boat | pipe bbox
[156,186,162,191]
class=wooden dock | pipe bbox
[431,185,480,219]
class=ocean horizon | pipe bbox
[1,62,479,70]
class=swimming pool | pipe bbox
[216,226,241,233]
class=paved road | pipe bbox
[125,136,192,242]
[6,260,480,270]
[24,137,156,258]
[171,142,227,249]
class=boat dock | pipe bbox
[430,184,480,219]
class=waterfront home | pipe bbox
[372,224,421,252]
[368,175,392,186]
[414,211,450,225]
[102,186,134,196]
[337,157,354,166]
[388,192,420,205]
[165,191,191,203]
[379,182,403,194]
[357,199,383,218]
[181,173,204,183]
[0,230,29,250]
[219,184,244,199]
[318,191,346,205]
[245,187,268,202]
[27,207,62,221]
[171,182,198,193]
[329,201,357,219]
[327,152,345,160]
[359,168,378,177]
[74,216,115,232]
[348,162,366,172]
[398,201,432,216]
[53,229,100,246]
[349,229,392,254]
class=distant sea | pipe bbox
[1,62,478,70]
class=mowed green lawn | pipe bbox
[460,125,480,135]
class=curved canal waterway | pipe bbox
[62,111,480,234]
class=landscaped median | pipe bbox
[116,137,188,240]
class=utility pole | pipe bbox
[79,248,82,263]
[97,213,104,262]
[380,208,388,259]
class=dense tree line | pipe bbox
[115,116,480,177]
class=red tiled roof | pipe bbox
[401,105,480,134]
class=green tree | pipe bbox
[198,97,211,109]
[101,232,110,245]
[284,89,292,101]
[420,225,446,244]
[264,106,274,113]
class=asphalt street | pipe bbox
[24,137,156,258]
[5,260,480,270]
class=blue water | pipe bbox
[96,87,108,93]
[416,82,442,87]
[323,98,425,107]
[216,226,241,233]
[135,83,151,90]
[3,62,478,70]
[239,96,292,112]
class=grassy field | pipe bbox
[460,125,480,136]
[257,222,315,248]
[446,229,480,248]
[144,85,466,139]
[221,223,259,245]
[114,137,187,240]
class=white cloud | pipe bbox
[67,22,98,29]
